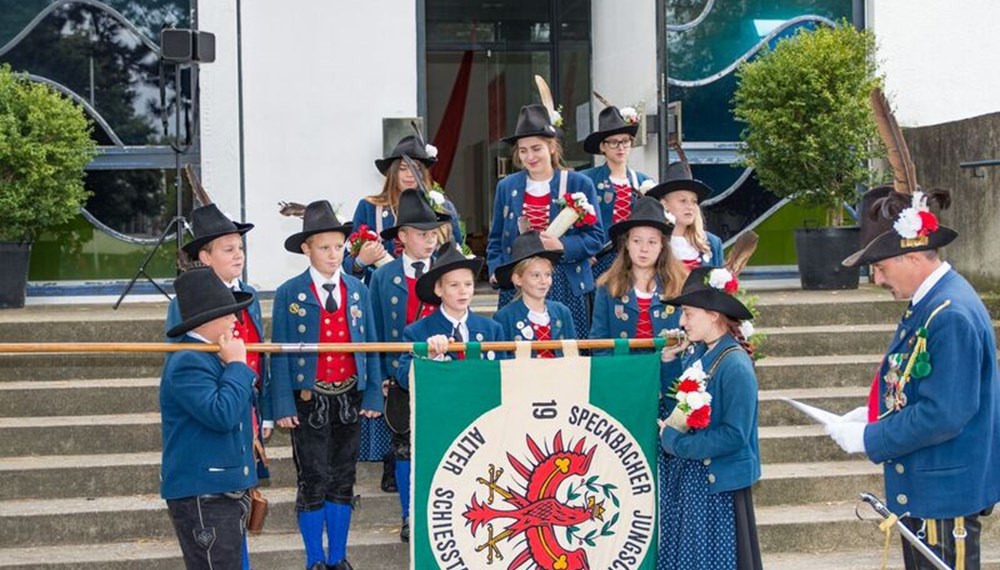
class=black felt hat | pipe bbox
[493,230,564,290]
[379,189,451,240]
[375,135,437,175]
[841,185,957,267]
[181,204,254,259]
[283,201,352,254]
[644,161,713,202]
[608,196,675,243]
[166,267,254,338]
[502,104,559,145]
[583,106,639,154]
[665,266,753,321]
[415,241,484,305]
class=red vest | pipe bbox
[523,192,550,231]
[635,296,654,339]
[311,282,357,383]
[406,276,437,324]
[532,322,555,359]
[611,181,633,223]
[232,308,261,380]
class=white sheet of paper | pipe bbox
[780,397,841,426]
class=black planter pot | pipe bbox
[0,241,32,309]
[794,227,861,290]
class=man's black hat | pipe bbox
[283,200,352,254]
[375,135,437,175]
[502,104,558,145]
[181,204,253,259]
[644,161,713,202]
[415,241,483,305]
[665,266,753,321]
[166,267,254,338]
[493,230,564,290]
[379,189,451,240]
[583,106,639,154]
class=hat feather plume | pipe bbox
[870,87,918,196]
[592,90,613,108]
[725,231,759,277]
[534,75,556,118]
[278,201,307,218]
[410,120,426,148]
[669,138,692,176]
[184,164,213,208]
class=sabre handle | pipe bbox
[860,492,894,519]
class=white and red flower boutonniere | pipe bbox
[893,191,939,243]
[706,268,739,295]
[665,361,713,431]
[620,106,640,125]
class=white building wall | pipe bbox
[200,1,419,290]
[590,0,661,178]
[869,0,1000,127]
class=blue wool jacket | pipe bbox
[579,163,651,230]
[369,255,438,381]
[267,269,383,421]
[165,281,272,418]
[160,338,258,500]
[486,170,605,297]
[660,334,761,494]
[395,309,507,389]
[492,298,577,357]
[863,269,1000,518]
[590,283,684,391]
[344,196,463,282]
[700,233,725,268]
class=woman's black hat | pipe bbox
[502,104,558,145]
[283,200,352,254]
[415,241,484,305]
[166,267,254,338]
[841,185,957,267]
[608,196,675,243]
[583,106,638,154]
[493,230,564,290]
[644,161,713,202]
[380,189,451,240]
[665,266,753,321]
[181,204,254,259]
[375,135,437,175]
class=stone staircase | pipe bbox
[0,286,997,568]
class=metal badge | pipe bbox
[289,303,301,314]
[604,191,614,204]
[614,305,626,321]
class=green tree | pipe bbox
[0,63,97,241]
[733,23,883,226]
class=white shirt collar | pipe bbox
[912,262,951,306]
[440,307,469,328]
[401,252,431,280]
[525,177,552,197]
[185,331,211,343]
[309,266,342,302]
[222,278,240,291]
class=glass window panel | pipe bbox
[427,0,552,44]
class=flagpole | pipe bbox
[0,337,683,354]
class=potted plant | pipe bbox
[0,64,97,307]
[733,23,882,289]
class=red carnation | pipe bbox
[917,211,939,236]
[724,277,739,295]
[687,406,711,429]
[676,379,701,394]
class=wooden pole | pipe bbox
[0,337,681,354]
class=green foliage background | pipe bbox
[733,23,883,226]
[0,63,97,241]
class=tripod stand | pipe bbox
[113,58,196,309]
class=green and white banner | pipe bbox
[411,342,660,570]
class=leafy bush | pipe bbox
[0,63,97,241]
[733,23,883,226]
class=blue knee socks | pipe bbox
[324,501,352,565]
[242,534,251,570]
[396,459,411,520]
[297,509,325,568]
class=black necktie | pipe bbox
[412,261,425,279]
[322,283,338,312]
[452,324,463,342]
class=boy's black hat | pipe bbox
[493,230,563,290]
[181,204,254,259]
[167,267,254,338]
[379,189,451,240]
[283,201,352,254]
[665,266,753,322]
[415,241,483,305]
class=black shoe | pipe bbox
[400,517,410,543]
[329,561,354,570]
[381,452,397,493]
[307,563,327,570]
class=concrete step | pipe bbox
[0,449,390,501]
[0,353,164,382]
[0,483,401,549]
[756,501,999,553]
[0,529,407,569]
[760,322,1000,357]
[758,387,869,426]
[753,288,907,327]
[759,424,856,463]
[0,378,161,417]
[756,460,882,507]
[756,354,882,391]
[763,546,1000,570]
